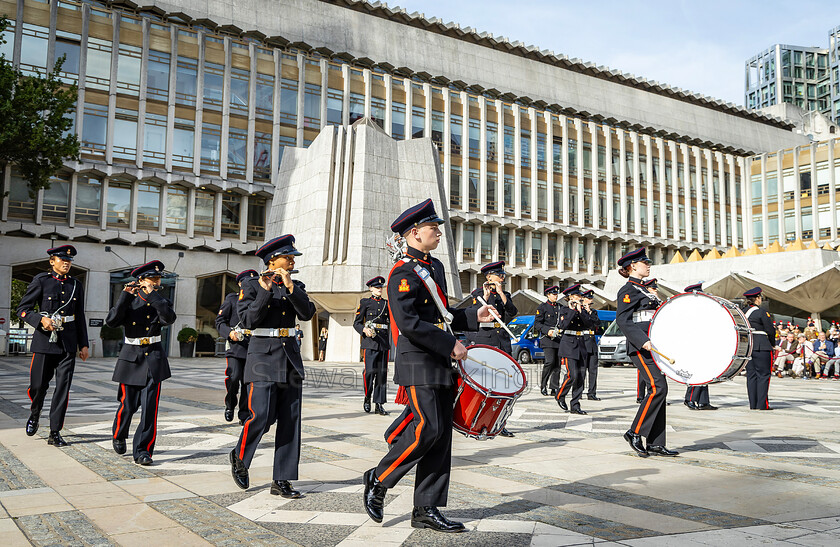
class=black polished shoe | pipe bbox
[635,398,642,404]
[550,389,558,397]
[135,454,153,465]
[685,401,700,410]
[47,431,68,447]
[363,468,387,523]
[698,404,718,410]
[224,408,234,422]
[411,506,466,532]
[587,395,601,401]
[540,387,548,396]
[239,418,246,426]
[499,428,514,437]
[229,450,249,490]
[647,445,679,456]
[270,480,302,498]
[557,398,568,411]
[375,403,389,416]
[363,399,371,413]
[570,408,587,415]
[112,438,127,455]
[25,415,39,437]
[623,430,649,457]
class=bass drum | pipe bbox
[453,345,526,440]
[648,292,752,385]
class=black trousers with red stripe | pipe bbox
[384,405,412,445]
[224,356,249,422]
[540,347,561,391]
[585,353,599,397]
[630,349,668,447]
[363,349,388,405]
[636,370,649,401]
[28,352,75,432]
[375,385,454,507]
[236,375,302,481]
[746,350,772,409]
[556,357,585,411]
[112,372,162,459]
[684,385,710,405]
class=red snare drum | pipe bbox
[453,345,527,440]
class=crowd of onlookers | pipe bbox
[772,322,840,379]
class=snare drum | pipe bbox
[648,292,753,385]
[453,345,527,440]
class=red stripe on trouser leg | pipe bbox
[147,383,162,454]
[556,358,570,399]
[386,411,414,444]
[239,384,255,460]
[114,384,126,439]
[378,387,424,482]
[634,352,656,434]
[363,350,368,396]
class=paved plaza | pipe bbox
[0,356,838,546]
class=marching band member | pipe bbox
[215,269,259,425]
[616,248,678,458]
[682,283,717,411]
[635,278,659,403]
[535,286,562,396]
[581,289,602,401]
[742,287,775,409]
[17,245,89,446]
[554,284,599,414]
[362,199,492,533]
[107,261,176,465]
[354,276,391,416]
[467,261,517,437]
[229,235,316,498]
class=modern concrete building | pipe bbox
[0,0,811,358]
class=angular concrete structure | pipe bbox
[266,118,460,361]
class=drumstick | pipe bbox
[650,346,676,365]
[477,296,519,343]
[465,356,513,378]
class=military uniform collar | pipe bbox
[628,277,645,287]
[405,246,431,263]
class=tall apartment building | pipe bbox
[0,0,806,357]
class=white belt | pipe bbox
[58,315,75,323]
[368,323,389,329]
[752,330,767,335]
[251,328,295,337]
[479,322,503,329]
[559,329,594,336]
[633,310,655,322]
[124,335,161,345]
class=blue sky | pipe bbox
[390,0,840,106]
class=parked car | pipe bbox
[508,316,545,364]
[598,319,632,366]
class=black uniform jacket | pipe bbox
[388,246,478,386]
[237,277,316,384]
[616,277,661,354]
[353,296,390,351]
[106,289,176,386]
[533,301,568,349]
[467,287,517,345]
[556,306,600,361]
[583,314,602,355]
[17,272,89,355]
[215,292,250,359]
[745,305,776,352]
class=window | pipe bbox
[0,20,14,61]
[20,24,48,75]
[82,103,108,154]
[450,166,461,209]
[521,177,531,216]
[521,128,531,168]
[498,228,509,262]
[487,171,497,214]
[42,174,71,222]
[147,50,170,101]
[117,43,142,95]
[327,89,344,126]
[55,31,82,84]
[113,108,138,161]
[248,197,266,240]
[76,176,102,225]
[411,105,424,138]
[531,232,542,266]
[450,114,462,154]
[86,37,112,91]
[221,194,242,236]
[481,227,492,262]
[204,62,224,110]
[137,182,161,230]
[166,186,188,232]
[469,119,480,159]
[468,168,479,211]
[144,113,167,164]
[201,123,221,171]
[304,82,321,128]
[280,78,299,124]
[230,67,250,116]
[173,118,194,169]
[256,73,274,120]
[504,174,514,216]
[486,120,498,162]
[175,57,198,106]
[463,224,475,261]
[228,127,248,177]
[514,231,525,266]
[107,180,132,227]
[8,170,35,219]
[254,132,271,180]
[194,190,215,235]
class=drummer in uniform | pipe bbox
[742,287,776,410]
[535,286,562,396]
[554,284,599,414]
[635,279,659,403]
[467,261,517,437]
[215,269,259,425]
[616,248,678,458]
[17,245,89,446]
[682,283,717,411]
[354,276,391,416]
[229,235,316,498]
[581,289,602,401]
[363,199,492,532]
[107,261,176,465]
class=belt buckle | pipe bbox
[279,328,288,337]
[140,337,150,345]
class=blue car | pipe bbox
[508,311,616,364]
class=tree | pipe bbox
[10,279,27,327]
[0,16,80,198]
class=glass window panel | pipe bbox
[86,37,112,91]
[166,186,188,232]
[143,113,167,164]
[254,132,271,180]
[117,44,142,95]
[486,120,498,161]
[20,24,48,74]
[328,89,344,126]
[349,92,364,124]
[247,198,266,240]
[391,100,404,139]
[173,118,194,169]
[113,108,138,160]
[175,57,198,106]
[450,166,461,208]
[411,105,424,138]
[42,176,70,221]
[304,82,321,128]
[371,96,385,129]
[76,176,101,225]
[194,190,215,234]
[228,127,248,177]
[0,21,14,60]
[256,73,274,120]
[280,78,299,123]
[221,194,241,236]
[8,169,35,218]
[147,50,170,101]
[203,62,224,110]
[201,123,221,171]
[137,182,160,229]
[230,67,249,116]
[55,33,81,84]
[82,103,108,153]
[107,181,132,227]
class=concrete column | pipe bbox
[129,181,138,233]
[217,39,232,179]
[706,150,716,245]
[829,139,837,241]
[0,263,12,351]
[491,225,499,261]
[586,237,595,275]
[159,184,167,237]
[716,152,727,245]
[245,44,257,184]
[693,146,704,244]
[775,149,785,244]
[644,135,654,237]
[572,235,580,274]
[525,230,533,269]
[545,112,555,223]
[618,128,627,232]
[239,193,249,244]
[810,142,818,241]
[529,107,538,222]
[605,126,614,231]
[68,173,78,228]
[404,78,412,139]
[479,98,488,215]
[35,189,44,226]
[105,15,120,165]
[668,141,679,241]
[341,65,350,126]
[320,59,329,130]
[383,73,392,136]
[460,91,469,210]
[575,119,584,227]
[99,178,109,232]
[363,68,372,119]
[193,32,206,178]
[424,83,433,139]
[164,31,178,172]
[588,121,599,229]
[172,275,197,357]
[0,167,8,221]
[136,19,150,169]
[657,138,667,239]
[600,238,609,275]
[443,90,451,203]
[513,104,522,218]
[187,187,196,239]
[741,157,753,246]
[542,232,549,271]
[495,101,504,215]
[557,234,566,272]
[295,53,305,146]
[455,221,464,262]
[760,153,769,246]
[793,146,802,241]
[561,115,570,225]
[213,192,223,241]
[630,131,641,235]
[324,312,361,363]
[681,144,691,242]
[726,154,737,247]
